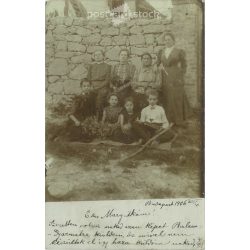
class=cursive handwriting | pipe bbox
[145,199,200,209]
[46,199,204,249]
[100,208,150,224]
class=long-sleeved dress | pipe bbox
[158,47,191,125]
[87,62,111,119]
[132,65,161,91]
[111,62,136,103]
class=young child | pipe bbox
[101,93,122,139]
[87,50,111,120]
[114,97,139,144]
[131,85,148,115]
[67,80,96,142]
[133,90,174,145]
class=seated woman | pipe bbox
[132,52,162,94]
[110,49,136,103]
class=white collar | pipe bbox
[149,105,157,110]
[165,46,175,51]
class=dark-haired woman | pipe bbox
[157,33,191,125]
[132,52,161,113]
[111,49,136,103]
[132,52,161,92]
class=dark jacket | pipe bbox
[157,47,187,86]
[69,92,96,121]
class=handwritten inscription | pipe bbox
[46,199,204,250]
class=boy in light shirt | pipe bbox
[134,90,174,144]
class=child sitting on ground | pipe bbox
[67,80,97,142]
[133,90,174,145]
[101,93,122,139]
[113,97,139,144]
[87,50,111,120]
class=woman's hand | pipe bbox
[159,63,168,76]
[158,63,165,71]
[110,84,117,91]
[122,124,131,134]
[162,123,169,129]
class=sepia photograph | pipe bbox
[45,0,204,202]
[3,1,250,250]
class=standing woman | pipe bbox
[158,33,190,125]
[111,49,136,103]
[87,50,111,120]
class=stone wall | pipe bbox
[45,1,203,108]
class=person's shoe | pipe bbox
[137,139,143,145]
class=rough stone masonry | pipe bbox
[45,1,203,109]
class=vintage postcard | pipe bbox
[45,0,204,249]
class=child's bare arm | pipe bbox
[69,115,81,126]
[101,110,107,124]
[140,109,146,123]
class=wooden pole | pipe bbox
[119,123,174,162]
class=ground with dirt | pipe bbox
[45,112,204,202]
